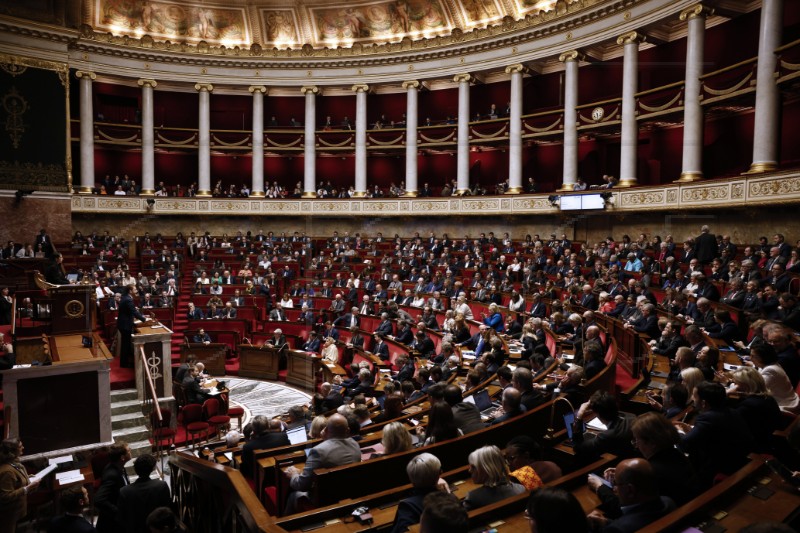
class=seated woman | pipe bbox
[726,366,782,452]
[418,402,462,446]
[374,421,413,459]
[748,342,800,414]
[372,393,405,425]
[462,445,526,510]
[321,337,339,365]
[279,293,294,309]
[504,435,561,487]
[391,453,449,533]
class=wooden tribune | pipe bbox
[239,344,282,380]
[181,343,228,376]
[285,350,318,391]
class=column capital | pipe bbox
[194,83,214,92]
[616,31,646,46]
[75,71,96,80]
[248,85,268,94]
[137,79,158,88]
[300,85,319,95]
[504,64,528,75]
[351,84,370,93]
[679,3,714,21]
[453,73,473,84]
[558,50,585,63]
[402,80,420,90]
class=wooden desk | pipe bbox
[182,343,228,376]
[239,344,282,380]
[286,350,319,391]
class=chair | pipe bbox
[202,398,231,438]
[151,408,177,453]
[181,403,209,449]
[218,392,244,430]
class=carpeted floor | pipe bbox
[225,378,312,428]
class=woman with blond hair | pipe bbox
[462,445,525,510]
[321,337,339,365]
[726,366,781,452]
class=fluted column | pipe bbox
[506,65,524,194]
[454,73,472,194]
[749,0,784,173]
[75,71,96,194]
[403,80,420,197]
[678,4,712,182]
[138,79,157,196]
[617,32,645,188]
[352,84,369,197]
[301,86,319,198]
[559,51,583,191]
[195,83,213,197]
[249,86,267,197]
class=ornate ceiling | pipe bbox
[78,0,564,49]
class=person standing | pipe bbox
[117,454,171,533]
[0,438,40,532]
[118,284,147,368]
[94,442,132,533]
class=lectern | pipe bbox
[34,272,95,334]
[286,350,319,391]
[132,322,174,401]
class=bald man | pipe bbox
[285,413,361,513]
[588,458,675,532]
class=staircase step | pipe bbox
[110,388,139,403]
[112,424,151,443]
[112,399,145,416]
[112,411,148,430]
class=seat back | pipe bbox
[181,403,204,426]
[151,408,172,429]
[202,398,221,419]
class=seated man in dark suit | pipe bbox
[587,458,675,532]
[346,326,364,350]
[302,331,321,353]
[318,382,344,413]
[241,415,290,479]
[394,320,414,345]
[572,390,637,462]
[676,381,753,487]
[374,313,394,337]
[192,328,211,344]
[490,387,526,426]
[444,384,485,435]
[186,302,204,320]
[410,330,435,358]
[372,333,390,361]
[181,366,212,404]
[649,321,687,360]
[625,303,660,339]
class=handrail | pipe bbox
[775,37,800,54]
[634,79,684,98]
[576,96,622,110]
[139,345,162,423]
[699,56,757,80]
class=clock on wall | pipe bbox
[591,107,605,121]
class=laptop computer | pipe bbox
[286,426,307,445]
[472,389,501,417]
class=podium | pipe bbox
[1,336,112,456]
[181,343,228,376]
[34,272,95,335]
[133,322,174,401]
[286,350,320,391]
[239,344,281,380]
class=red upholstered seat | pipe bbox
[151,408,177,451]
[181,403,209,448]
[203,398,231,437]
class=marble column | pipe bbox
[75,71,96,194]
[749,0,784,173]
[301,86,319,198]
[454,73,472,194]
[678,4,712,182]
[352,84,369,197]
[559,51,583,191]
[195,83,213,197]
[505,65,524,194]
[249,86,267,197]
[617,32,645,188]
[137,79,157,196]
[402,80,420,197]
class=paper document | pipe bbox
[224,452,233,462]
[586,417,608,431]
[48,455,73,466]
[30,464,57,483]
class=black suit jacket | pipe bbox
[573,414,637,462]
[117,478,171,533]
[679,407,753,486]
[94,463,128,532]
[118,294,145,333]
[373,341,390,361]
[241,432,291,478]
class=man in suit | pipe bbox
[374,313,394,337]
[444,384,485,435]
[676,381,753,487]
[579,284,598,311]
[116,454,170,533]
[625,303,660,339]
[318,382,344,413]
[410,330,435,358]
[694,225,718,265]
[650,321,687,360]
[512,367,545,411]
[265,328,287,351]
[48,486,95,532]
[329,294,346,316]
[229,290,245,307]
[346,326,364,350]
[45,253,71,285]
[322,321,339,342]
[303,332,321,353]
[285,414,361,514]
[394,320,414,345]
[93,442,132,533]
[241,416,291,479]
[186,302,204,320]
[572,391,637,463]
[490,387,526,426]
[181,366,213,404]
[269,307,287,321]
[222,301,238,319]
[35,228,53,258]
[372,333,390,361]
[118,284,147,368]
[333,307,360,328]
[192,329,211,344]
[588,458,675,532]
